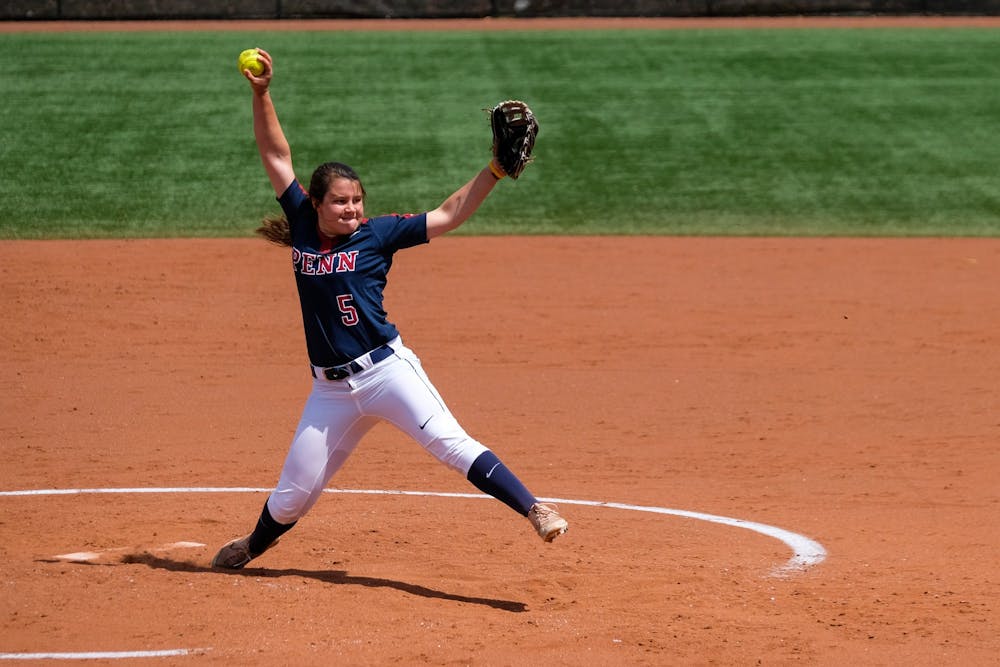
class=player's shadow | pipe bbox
[121,552,527,613]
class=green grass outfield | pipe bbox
[3,27,1000,238]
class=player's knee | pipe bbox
[426,434,488,475]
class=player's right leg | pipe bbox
[212,380,375,569]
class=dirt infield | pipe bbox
[2,236,998,664]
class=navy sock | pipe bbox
[466,450,537,516]
[248,501,296,555]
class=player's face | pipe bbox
[315,177,365,237]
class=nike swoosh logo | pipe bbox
[419,416,433,430]
[486,463,502,479]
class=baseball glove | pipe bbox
[489,100,538,179]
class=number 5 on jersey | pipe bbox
[336,294,359,326]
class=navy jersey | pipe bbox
[278,180,428,367]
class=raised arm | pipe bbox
[425,160,505,239]
[242,49,296,197]
[426,101,538,239]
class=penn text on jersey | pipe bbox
[292,249,359,275]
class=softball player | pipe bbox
[212,49,568,569]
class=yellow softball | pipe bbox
[237,49,264,76]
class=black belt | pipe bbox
[311,344,395,381]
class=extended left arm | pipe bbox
[425,160,505,239]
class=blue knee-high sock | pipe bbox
[466,450,537,517]
[248,500,296,555]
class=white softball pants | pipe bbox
[265,337,488,525]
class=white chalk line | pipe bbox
[2,486,826,576]
[0,649,200,660]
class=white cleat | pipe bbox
[528,503,569,543]
[211,534,277,569]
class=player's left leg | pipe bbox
[464,450,569,542]
[356,340,568,542]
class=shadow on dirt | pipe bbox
[119,551,528,613]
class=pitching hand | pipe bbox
[244,48,274,93]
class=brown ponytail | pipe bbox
[255,215,292,247]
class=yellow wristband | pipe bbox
[488,160,506,180]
